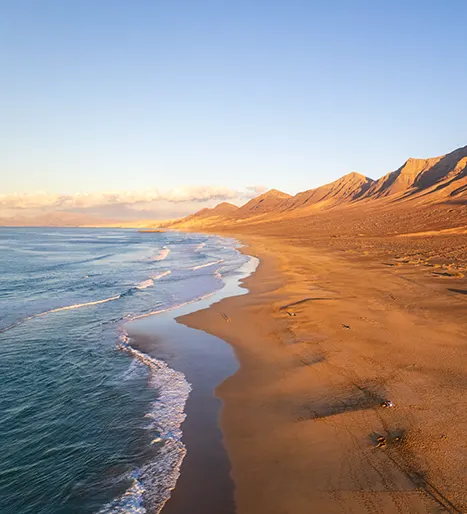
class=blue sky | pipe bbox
[1,0,466,201]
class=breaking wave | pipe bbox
[190,259,223,270]
[1,271,174,333]
[0,266,176,334]
[98,331,192,514]
[135,279,153,290]
[127,290,216,322]
[135,270,172,290]
[151,270,171,281]
[0,228,253,514]
[152,247,170,261]
[0,294,122,334]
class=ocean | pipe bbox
[0,227,250,514]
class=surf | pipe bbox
[190,259,223,270]
[0,271,173,333]
[0,227,251,514]
[0,294,122,334]
[98,330,192,514]
[152,247,170,261]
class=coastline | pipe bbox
[177,233,467,513]
[124,250,258,514]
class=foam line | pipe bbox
[98,331,192,514]
[190,259,223,270]
[0,271,174,334]
[0,294,122,334]
[152,248,170,261]
[127,290,216,322]
[151,270,171,280]
[44,295,121,313]
[136,279,154,290]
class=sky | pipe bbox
[1,0,466,220]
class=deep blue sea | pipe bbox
[0,228,248,514]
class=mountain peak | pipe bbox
[282,172,374,210]
[236,189,291,216]
[213,201,237,209]
[363,146,467,199]
[164,143,467,230]
[189,201,237,218]
[211,202,238,214]
[337,171,373,183]
[343,171,366,178]
[261,189,292,198]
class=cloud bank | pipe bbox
[0,185,266,223]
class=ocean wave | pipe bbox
[195,242,206,251]
[152,247,170,261]
[46,295,122,313]
[190,259,223,271]
[35,253,114,272]
[0,271,175,333]
[135,279,154,290]
[99,331,192,514]
[127,290,216,322]
[136,270,171,290]
[120,359,148,381]
[0,294,122,334]
[96,474,145,514]
[151,270,171,281]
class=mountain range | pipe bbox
[2,144,466,229]
[164,144,467,231]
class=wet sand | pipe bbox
[125,258,258,514]
[178,234,467,513]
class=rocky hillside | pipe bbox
[164,144,467,230]
[235,189,292,216]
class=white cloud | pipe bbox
[0,185,262,210]
[0,185,265,221]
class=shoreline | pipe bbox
[177,233,467,513]
[124,250,258,514]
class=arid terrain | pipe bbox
[164,144,467,274]
[171,145,467,513]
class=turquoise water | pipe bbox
[0,228,248,514]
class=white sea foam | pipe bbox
[44,295,122,313]
[99,331,192,514]
[0,270,175,334]
[97,474,146,514]
[195,242,206,251]
[0,294,122,334]
[152,247,170,261]
[151,270,171,281]
[136,279,154,290]
[133,270,172,291]
[190,259,223,270]
[127,290,216,322]
[121,359,147,381]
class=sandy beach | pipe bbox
[124,255,258,514]
[178,233,467,513]
[125,320,236,514]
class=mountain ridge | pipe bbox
[280,172,374,211]
[166,144,467,230]
[235,189,292,217]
